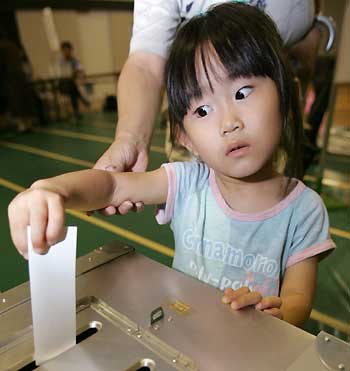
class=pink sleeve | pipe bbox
[286,239,336,268]
[155,163,177,225]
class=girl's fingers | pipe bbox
[263,308,283,319]
[135,201,144,213]
[99,205,117,216]
[46,195,66,247]
[118,201,144,215]
[223,290,283,314]
[255,296,282,310]
[8,196,30,259]
[222,286,250,303]
[29,195,49,255]
[95,201,144,217]
[117,201,134,215]
[223,288,234,298]
[230,291,262,309]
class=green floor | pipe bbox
[0,112,349,338]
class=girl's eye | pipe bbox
[235,86,253,100]
[195,105,211,118]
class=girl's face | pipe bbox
[181,61,283,181]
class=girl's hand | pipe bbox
[255,296,283,320]
[222,287,283,320]
[8,188,66,259]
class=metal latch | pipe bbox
[316,331,350,370]
[150,306,164,326]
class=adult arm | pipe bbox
[288,26,322,94]
[287,0,325,94]
[94,0,181,172]
[95,51,165,173]
[93,52,165,214]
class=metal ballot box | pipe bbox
[1,241,349,370]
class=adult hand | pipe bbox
[93,132,148,215]
[222,287,283,320]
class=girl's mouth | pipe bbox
[227,144,250,157]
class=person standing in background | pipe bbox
[58,41,90,120]
[0,29,36,132]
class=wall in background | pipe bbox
[16,11,52,78]
[110,11,133,72]
[16,8,133,99]
[335,0,349,83]
[16,9,132,76]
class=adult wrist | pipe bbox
[114,127,150,150]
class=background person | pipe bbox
[0,29,36,132]
[58,41,90,119]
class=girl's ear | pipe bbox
[176,129,198,156]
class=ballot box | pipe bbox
[1,241,349,370]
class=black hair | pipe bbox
[165,2,303,178]
[61,41,73,50]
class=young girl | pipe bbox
[8,3,335,327]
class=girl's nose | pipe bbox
[220,116,244,136]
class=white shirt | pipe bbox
[130,0,315,58]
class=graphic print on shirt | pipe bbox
[229,0,266,9]
[186,1,194,12]
[179,227,280,295]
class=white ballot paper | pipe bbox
[28,226,77,365]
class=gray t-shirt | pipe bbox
[130,0,315,58]
[156,161,335,296]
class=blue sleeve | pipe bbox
[155,161,209,224]
[287,188,335,268]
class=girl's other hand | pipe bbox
[222,287,283,320]
[254,296,283,319]
[8,188,66,259]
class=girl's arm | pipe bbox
[8,168,168,258]
[279,256,318,327]
[32,168,168,210]
[222,256,318,327]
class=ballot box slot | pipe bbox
[125,358,156,371]
[15,320,101,370]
